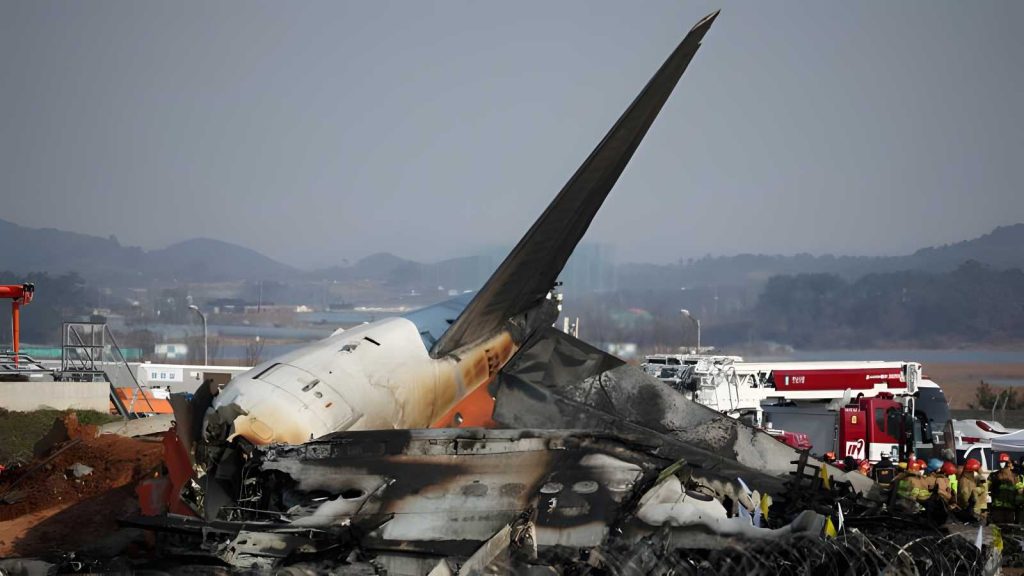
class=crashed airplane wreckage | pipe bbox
[123,11,992,574]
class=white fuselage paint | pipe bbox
[211,317,516,446]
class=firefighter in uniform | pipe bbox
[926,458,955,508]
[873,453,896,489]
[989,452,1018,524]
[941,461,958,508]
[1017,460,1024,523]
[920,457,949,523]
[893,459,929,515]
[842,455,858,472]
[957,458,986,521]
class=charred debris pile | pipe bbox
[0,407,1004,575]
[0,8,1006,576]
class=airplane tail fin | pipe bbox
[431,11,718,358]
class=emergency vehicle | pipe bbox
[642,355,951,462]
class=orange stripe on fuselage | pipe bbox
[429,330,516,429]
[430,382,498,428]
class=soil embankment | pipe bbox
[0,413,162,557]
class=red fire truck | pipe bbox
[833,392,918,461]
[642,356,948,462]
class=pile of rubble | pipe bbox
[0,412,162,558]
[0,9,1014,575]
[1,348,1010,574]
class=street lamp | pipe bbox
[680,309,700,353]
[189,304,208,366]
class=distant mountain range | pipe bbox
[0,219,296,284]
[1,217,1022,290]
[617,224,1024,290]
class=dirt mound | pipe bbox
[30,411,101,459]
[0,433,163,525]
[0,408,120,466]
[0,411,165,558]
[61,411,101,441]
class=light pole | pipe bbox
[189,305,208,366]
[680,309,700,353]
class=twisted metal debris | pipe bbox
[593,528,996,576]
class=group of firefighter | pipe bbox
[823,450,1024,524]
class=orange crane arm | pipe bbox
[0,283,34,366]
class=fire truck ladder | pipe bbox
[61,322,154,417]
[694,364,745,415]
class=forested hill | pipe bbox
[714,261,1024,349]
[617,224,1024,290]
[2,218,1021,291]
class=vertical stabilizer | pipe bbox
[431,11,719,358]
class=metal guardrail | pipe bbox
[0,352,58,378]
[61,322,155,416]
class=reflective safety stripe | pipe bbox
[975,484,989,513]
[896,479,914,500]
[949,474,958,495]
[994,482,1018,508]
[912,486,931,502]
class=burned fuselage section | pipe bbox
[144,427,827,571]
[252,429,653,550]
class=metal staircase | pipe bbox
[61,322,155,416]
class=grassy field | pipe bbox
[0,409,122,466]
[925,362,1024,409]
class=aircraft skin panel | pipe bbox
[430,382,499,428]
[430,11,719,359]
[209,317,516,445]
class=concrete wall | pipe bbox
[0,380,109,412]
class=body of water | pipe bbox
[139,323,336,341]
[302,310,401,324]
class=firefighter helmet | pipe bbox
[999,452,1012,463]
[940,461,956,476]
[926,458,943,473]
[911,459,926,471]
[964,458,982,472]
[858,460,871,473]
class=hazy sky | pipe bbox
[2,1,1022,268]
